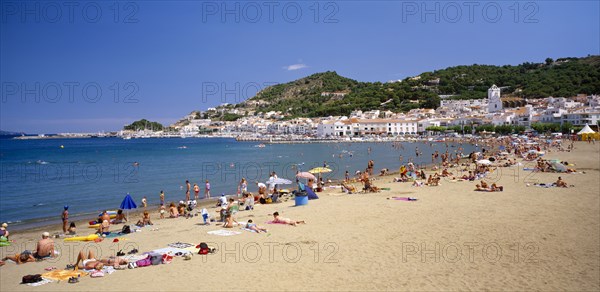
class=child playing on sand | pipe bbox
[205,180,211,199]
[67,222,76,235]
[193,183,200,200]
[245,219,267,233]
[159,205,166,219]
[272,212,305,226]
[201,208,210,225]
[223,214,235,228]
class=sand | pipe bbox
[1,142,599,291]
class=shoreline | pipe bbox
[1,136,494,233]
[5,154,472,234]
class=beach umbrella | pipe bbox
[308,167,332,174]
[266,177,293,185]
[296,172,316,180]
[308,167,332,184]
[120,193,137,219]
[477,159,492,165]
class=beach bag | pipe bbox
[121,225,131,234]
[21,274,42,284]
[162,254,173,264]
[135,256,152,267]
[198,242,209,255]
[148,253,162,265]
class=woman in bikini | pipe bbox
[271,212,305,226]
[73,250,128,270]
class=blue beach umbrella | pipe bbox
[120,193,137,219]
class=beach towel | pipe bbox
[391,197,418,201]
[533,183,555,188]
[150,247,192,256]
[241,227,257,233]
[26,278,53,286]
[167,242,193,249]
[120,254,147,262]
[207,229,241,236]
[84,266,115,275]
[41,270,88,281]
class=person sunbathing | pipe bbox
[430,176,440,186]
[475,184,490,191]
[425,175,433,185]
[2,252,35,264]
[0,223,9,238]
[412,180,424,187]
[245,219,267,233]
[136,211,153,226]
[441,168,453,177]
[97,220,110,236]
[111,209,127,224]
[67,222,77,235]
[3,232,54,264]
[363,178,380,192]
[461,171,475,181]
[379,168,389,176]
[73,250,128,270]
[480,180,489,189]
[169,202,179,218]
[556,177,568,188]
[272,212,305,226]
[341,182,356,194]
[491,183,503,192]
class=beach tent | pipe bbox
[577,124,600,141]
[120,193,137,219]
[549,160,568,173]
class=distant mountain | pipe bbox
[0,130,25,136]
[231,55,599,118]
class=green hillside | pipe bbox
[243,56,600,118]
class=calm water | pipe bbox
[0,137,477,226]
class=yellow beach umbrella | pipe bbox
[308,167,332,174]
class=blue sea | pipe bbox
[0,137,478,227]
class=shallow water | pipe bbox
[0,137,478,226]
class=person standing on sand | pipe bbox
[62,206,69,233]
[205,180,211,198]
[159,190,165,206]
[185,180,191,201]
[141,196,147,209]
[193,183,200,200]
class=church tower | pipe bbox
[488,84,502,113]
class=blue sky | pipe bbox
[1,1,599,133]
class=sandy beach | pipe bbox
[1,141,598,291]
